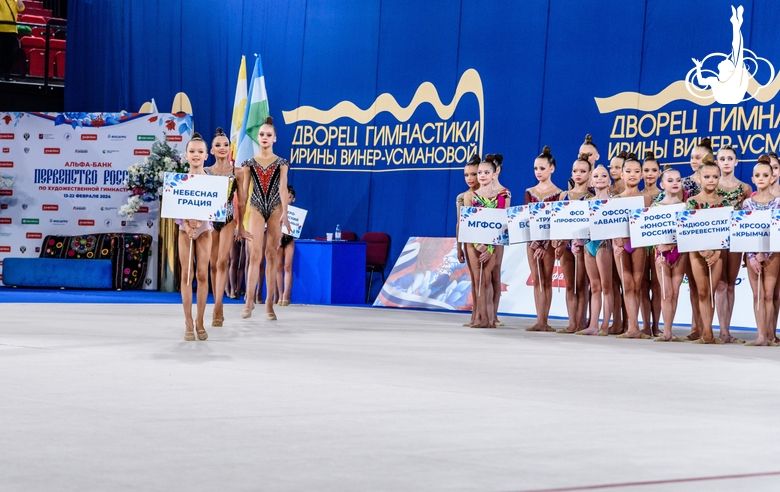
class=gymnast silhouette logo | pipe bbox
[685,5,775,104]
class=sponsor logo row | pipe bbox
[0,205,146,213]
[0,133,180,141]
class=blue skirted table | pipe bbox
[292,240,366,305]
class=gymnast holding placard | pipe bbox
[161,133,229,342]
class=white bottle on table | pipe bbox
[335,224,341,241]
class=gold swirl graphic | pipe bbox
[595,76,780,113]
[283,69,484,153]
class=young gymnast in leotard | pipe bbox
[575,165,614,336]
[767,151,780,341]
[612,153,652,339]
[276,185,296,306]
[487,153,510,326]
[525,146,562,332]
[205,127,242,327]
[652,168,687,342]
[462,157,509,328]
[714,145,752,343]
[609,150,627,196]
[686,160,729,344]
[640,151,662,336]
[742,156,780,346]
[240,116,292,321]
[457,155,480,326]
[555,153,592,333]
[177,133,213,341]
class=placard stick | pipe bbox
[187,238,193,285]
[536,257,542,293]
[478,262,483,298]
[556,258,560,293]
[661,265,666,300]
[620,256,626,293]
[758,269,761,312]
[574,255,578,295]
[708,264,714,308]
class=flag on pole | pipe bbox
[235,54,270,166]
[229,56,248,163]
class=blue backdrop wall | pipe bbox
[65,0,780,278]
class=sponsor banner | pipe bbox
[676,207,733,252]
[0,112,189,289]
[161,173,228,221]
[629,203,686,248]
[506,205,531,244]
[375,236,758,329]
[458,207,507,245]
[528,202,552,241]
[282,205,308,238]
[730,210,771,253]
[589,196,645,240]
[550,200,590,240]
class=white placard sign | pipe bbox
[282,205,308,238]
[506,205,531,244]
[529,202,553,241]
[729,210,771,253]
[550,200,590,239]
[458,206,508,245]
[675,207,733,252]
[161,173,229,221]
[771,210,780,252]
[628,203,686,248]
[589,196,645,240]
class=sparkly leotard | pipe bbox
[472,188,510,252]
[652,200,683,265]
[525,187,562,250]
[244,157,289,220]
[204,166,237,232]
[717,183,748,209]
[175,218,212,239]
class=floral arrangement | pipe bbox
[119,137,188,219]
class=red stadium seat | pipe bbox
[20,36,45,59]
[55,51,65,78]
[18,14,46,26]
[50,39,65,51]
[28,49,55,78]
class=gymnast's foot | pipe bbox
[719,333,745,344]
[184,319,195,341]
[525,322,543,332]
[608,323,625,335]
[557,325,578,334]
[575,327,600,336]
[241,302,254,319]
[617,331,650,339]
[195,320,208,341]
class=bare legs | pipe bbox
[559,248,587,333]
[640,258,662,336]
[244,208,282,319]
[690,253,723,343]
[279,241,295,304]
[579,245,614,335]
[466,244,496,328]
[210,221,235,326]
[715,251,743,342]
[746,255,780,345]
[527,244,555,332]
[614,246,646,338]
[654,253,688,341]
[492,245,504,324]
[178,229,212,339]
[684,261,702,340]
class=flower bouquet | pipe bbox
[119,137,188,219]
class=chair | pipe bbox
[54,51,65,78]
[339,231,357,241]
[28,48,55,77]
[20,36,45,59]
[361,232,390,303]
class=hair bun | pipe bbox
[617,150,628,159]
[584,134,593,145]
[699,137,713,150]
[215,126,224,134]
[663,164,672,171]
[578,152,590,162]
[192,132,203,140]
[625,152,637,160]
[758,154,772,164]
[468,153,481,166]
[541,145,551,156]
[644,150,655,160]
[702,153,715,165]
[264,116,274,125]
[493,153,503,166]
